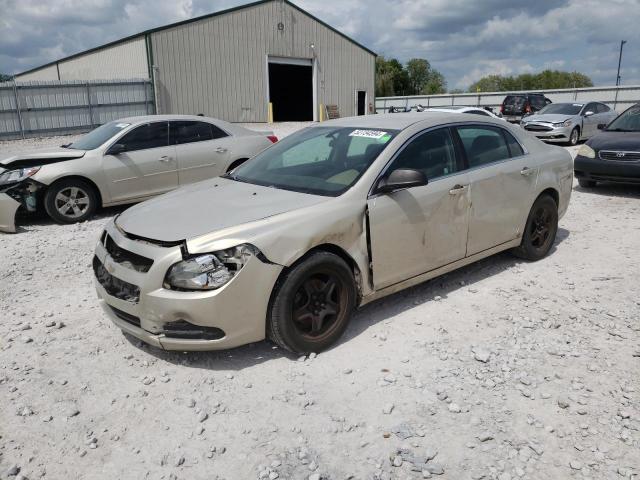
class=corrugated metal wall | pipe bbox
[376,85,640,114]
[151,1,375,121]
[0,79,154,140]
[15,37,148,82]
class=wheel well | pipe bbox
[46,176,103,207]
[227,158,249,172]
[538,187,559,207]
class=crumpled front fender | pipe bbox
[0,192,20,233]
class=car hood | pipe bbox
[116,177,329,243]
[587,130,640,151]
[0,147,86,170]
[523,114,575,123]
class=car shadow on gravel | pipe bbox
[13,205,129,233]
[341,227,571,346]
[574,183,640,199]
[125,228,570,369]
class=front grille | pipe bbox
[93,256,140,303]
[103,233,153,272]
[108,305,141,328]
[161,320,225,340]
[599,150,640,162]
[525,124,553,132]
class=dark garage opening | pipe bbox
[268,62,313,121]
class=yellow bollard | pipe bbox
[268,102,274,124]
[319,104,325,122]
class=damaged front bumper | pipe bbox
[94,220,284,351]
[0,180,43,233]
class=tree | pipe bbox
[406,58,446,95]
[469,70,593,92]
[375,57,446,97]
[0,73,13,82]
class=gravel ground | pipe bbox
[1,136,639,480]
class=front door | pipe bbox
[102,121,178,203]
[581,103,600,138]
[456,125,538,256]
[169,120,233,185]
[367,127,470,289]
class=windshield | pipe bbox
[606,105,640,132]
[68,121,131,150]
[227,126,399,196]
[537,103,583,115]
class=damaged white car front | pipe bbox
[0,164,42,233]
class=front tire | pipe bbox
[44,178,98,224]
[268,252,357,354]
[568,127,580,146]
[511,194,558,261]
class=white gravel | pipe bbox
[1,136,640,479]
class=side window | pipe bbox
[469,109,491,117]
[118,122,168,152]
[170,121,228,145]
[503,130,525,157]
[584,103,597,115]
[531,96,545,109]
[390,128,458,180]
[457,126,510,168]
[596,103,610,113]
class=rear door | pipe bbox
[102,121,178,202]
[367,127,471,289]
[170,121,234,185]
[456,125,538,256]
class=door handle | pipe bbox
[215,147,228,154]
[520,167,535,176]
[449,184,468,195]
[158,156,172,162]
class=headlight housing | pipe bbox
[577,144,596,158]
[164,244,257,291]
[553,120,572,127]
[0,166,41,186]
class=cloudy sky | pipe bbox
[0,0,638,89]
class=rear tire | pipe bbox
[578,178,596,188]
[268,252,357,354]
[511,194,558,261]
[44,178,98,224]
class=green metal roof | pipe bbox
[16,0,376,77]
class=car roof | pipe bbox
[322,112,501,130]
[115,114,219,124]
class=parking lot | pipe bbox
[1,129,639,480]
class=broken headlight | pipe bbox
[164,244,257,291]
[0,166,41,186]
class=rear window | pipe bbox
[504,95,525,107]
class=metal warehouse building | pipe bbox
[15,0,376,123]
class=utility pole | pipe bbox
[616,40,627,86]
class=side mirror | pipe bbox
[597,123,607,130]
[107,143,126,155]
[377,168,428,194]
[584,111,595,117]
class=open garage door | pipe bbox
[268,57,314,122]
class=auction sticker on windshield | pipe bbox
[349,130,388,139]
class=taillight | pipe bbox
[500,104,505,113]
[267,135,278,143]
[525,104,531,113]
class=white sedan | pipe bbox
[0,115,277,232]
[425,106,506,121]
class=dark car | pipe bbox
[500,93,552,123]
[574,103,640,188]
